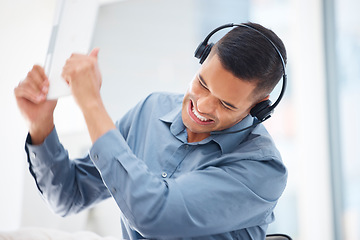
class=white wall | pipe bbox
[0,0,56,230]
[290,0,334,239]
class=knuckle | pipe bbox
[65,58,72,66]
[32,65,41,73]
[27,70,34,79]
[73,65,81,74]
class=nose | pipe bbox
[196,95,216,114]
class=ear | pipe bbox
[250,95,270,109]
[249,95,273,121]
[261,95,270,102]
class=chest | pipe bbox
[126,124,222,179]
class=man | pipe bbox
[14,22,287,240]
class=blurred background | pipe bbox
[0,0,359,239]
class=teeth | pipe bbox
[192,106,209,121]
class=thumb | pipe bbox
[89,47,100,59]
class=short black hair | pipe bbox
[213,22,287,101]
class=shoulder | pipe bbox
[120,92,183,115]
[232,124,281,162]
[143,92,184,106]
[223,124,287,200]
[134,92,183,116]
[115,92,183,134]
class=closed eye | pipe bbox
[220,101,233,110]
[198,76,208,90]
[197,74,236,111]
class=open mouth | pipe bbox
[188,100,215,125]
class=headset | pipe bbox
[194,23,287,134]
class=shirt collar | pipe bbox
[159,105,185,137]
[160,108,255,154]
[211,114,255,154]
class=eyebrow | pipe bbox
[198,74,238,110]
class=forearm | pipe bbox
[61,47,115,143]
[26,128,110,216]
[14,64,58,145]
[81,98,116,143]
[29,117,54,145]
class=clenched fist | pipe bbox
[14,65,57,144]
[62,48,102,111]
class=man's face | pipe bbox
[182,54,256,142]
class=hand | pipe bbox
[62,48,102,111]
[62,48,116,143]
[14,65,57,144]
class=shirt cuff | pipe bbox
[89,128,128,169]
[26,127,62,167]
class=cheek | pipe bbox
[218,111,247,127]
[189,80,204,96]
[218,113,235,124]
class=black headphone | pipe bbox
[194,23,287,134]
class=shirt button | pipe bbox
[161,172,167,178]
[30,151,36,159]
[93,154,99,161]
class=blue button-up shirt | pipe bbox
[26,92,287,240]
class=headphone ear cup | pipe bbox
[194,41,206,59]
[250,99,273,122]
[194,42,214,64]
[199,43,214,64]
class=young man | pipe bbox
[14,22,288,240]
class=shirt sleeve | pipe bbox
[25,127,111,216]
[89,129,287,239]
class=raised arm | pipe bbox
[14,65,57,144]
[61,48,116,144]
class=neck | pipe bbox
[187,130,210,143]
